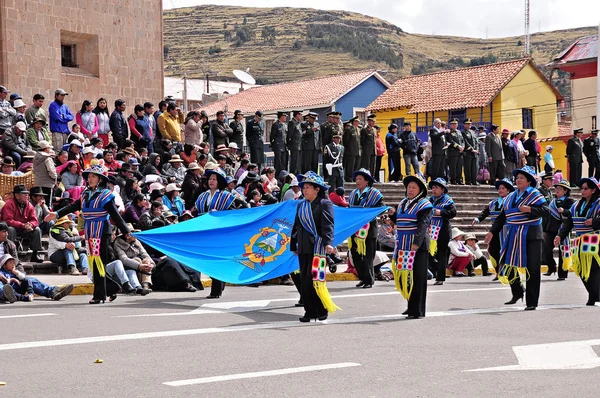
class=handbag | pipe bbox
[477,166,490,182]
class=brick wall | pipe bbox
[0,0,163,112]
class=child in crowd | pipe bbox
[544,145,555,174]
[553,169,563,185]
[329,187,348,207]
[248,189,262,207]
[447,227,474,277]
[464,233,491,276]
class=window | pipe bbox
[392,118,404,127]
[353,108,367,124]
[61,44,77,67]
[593,116,597,130]
[522,108,534,129]
[449,109,467,122]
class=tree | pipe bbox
[243,16,247,25]
[291,40,303,50]
[261,26,276,45]
[234,25,254,44]
[517,40,523,46]
[208,46,222,55]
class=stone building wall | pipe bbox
[0,0,163,111]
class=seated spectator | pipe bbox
[30,187,52,235]
[58,160,85,201]
[235,158,250,179]
[66,139,83,167]
[123,193,149,228]
[0,222,22,272]
[143,153,163,177]
[54,150,69,169]
[180,210,193,222]
[447,228,474,277]
[280,173,295,198]
[48,216,88,275]
[464,233,490,276]
[163,154,186,184]
[115,162,135,192]
[90,137,104,158]
[113,224,153,293]
[0,254,74,302]
[17,151,35,173]
[121,178,140,207]
[156,139,174,164]
[33,140,58,200]
[103,150,120,173]
[215,153,234,177]
[107,176,125,213]
[1,156,24,176]
[163,210,178,224]
[182,162,203,210]
[162,183,184,217]
[139,201,168,230]
[199,142,217,164]
[2,121,28,166]
[152,256,202,292]
[26,117,51,151]
[81,146,96,170]
[264,167,280,194]
[128,157,144,181]
[248,189,262,207]
[12,98,27,125]
[377,215,396,251]
[282,178,301,201]
[329,187,348,207]
[1,185,44,262]
[87,256,147,296]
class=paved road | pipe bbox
[1,275,599,397]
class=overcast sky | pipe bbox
[163,0,599,38]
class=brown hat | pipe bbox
[215,144,228,152]
[122,147,137,156]
[168,154,184,163]
[187,162,202,171]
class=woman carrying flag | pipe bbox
[392,174,433,319]
[484,166,548,311]
[291,171,338,322]
[543,179,574,280]
[427,178,456,285]
[473,178,515,280]
[554,177,600,305]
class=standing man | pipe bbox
[386,123,402,182]
[400,122,419,176]
[324,133,344,190]
[246,110,265,169]
[502,129,518,176]
[343,116,361,182]
[287,110,303,174]
[485,124,505,184]
[360,114,377,176]
[0,86,16,136]
[523,130,539,171]
[109,99,129,149]
[301,112,320,173]
[566,128,584,187]
[429,118,446,180]
[320,111,340,178]
[270,111,288,173]
[143,102,156,153]
[583,129,600,178]
[461,118,479,186]
[157,103,184,145]
[211,110,233,150]
[48,89,73,151]
[229,110,245,151]
[24,94,47,125]
[446,118,465,185]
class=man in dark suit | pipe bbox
[566,128,584,187]
[461,118,479,185]
[270,111,288,174]
[485,124,505,184]
[583,129,600,178]
[360,114,377,176]
[523,130,539,172]
[343,117,361,182]
[301,112,321,173]
[446,119,465,184]
[287,110,303,175]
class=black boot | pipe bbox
[30,251,44,263]
[121,282,136,294]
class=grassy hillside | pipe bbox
[163,5,595,93]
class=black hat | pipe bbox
[349,116,360,123]
[334,112,342,117]
[327,111,337,117]
[277,111,288,118]
[403,122,411,126]
[255,110,264,117]
[463,118,473,124]
[403,175,428,198]
[541,172,554,180]
[0,221,8,231]
[1,156,16,167]
[31,117,46,126]
[478,126,485,130]
[243,171,261,183]
[118,162,132,172]
[574,128,584,134]
[200,110,208,118]
[292,110,303,116]
[216,110,225,116]
[13,184,29,194]
[449,118,459,124]
[234,109,243,116]
[389,124,398,131]
[29,186,48,196]
[107,175,117,185]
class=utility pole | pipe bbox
[183,73,188,113]
[524,0,531,56]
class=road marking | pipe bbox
[163,362,361,386]
[466,339,600,371]
[0,313,56,320]
[0,303,592,352]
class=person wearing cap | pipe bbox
[359,114,377,176]
[323,132,345,190]
[163,154,186,185]
[26,116,51,151]
[81,145,96,170]
[270,111,289,174]
[386,123,403,182]
[212,110,234,150]
[542,179,573,281]
[473,178,514,279]
[446,119,465,185]
[46,159,131,304]
[300,112,321,173]
[162,183,185,217]
[485,124,505,183]
[2,121,28,165]
[246,110,265,169]
[427,177,457,283]
[567,128,584,186]
[33,140,58,201]
[48,215,88,275]
[287,110,304,175]
[484,166,548,310]
[343,116,361,182]
[109,99,129,149]
[1,185,44,262]
[0,85,16,135]
[428,118,446,181]
[320,111,338,151]
[48,89,74,151]
[24,94,47,125]
[555,177,600,305]
[282,178,301,201]
[583,129,600,179]
[460,118,479,185]
[291,171,337,321]
[523,130,539,172]
[113,224,154,294]
[11,98,26,125]
[183,110,202,146]
[348,168,384,289]
[538,172,554,204]
[543,145,554,175]
[229,110,245,150]
[446,227,474,277]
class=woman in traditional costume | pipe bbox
[473,178,515,280]
[291,171,339,322]
[427,178,456,284]
[45,159,131,304]
[392,175,433,319]
[348,168,384,289]
[555,177,600,305]
[544,179,574,280]
[484,166,548,310]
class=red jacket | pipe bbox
[1,198,39,229]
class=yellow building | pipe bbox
[366,58,563,180]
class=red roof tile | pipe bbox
[550,34,598,64]
[366,58,560,113]
[200,70,388,117]
[558,121,572,137]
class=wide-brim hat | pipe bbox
[512,166,538,187]
[403,174,427,197]
[165,183,181,193]
[352,168,374,184]
[463,233,478,242]
[187,162,202,171]
[54,215,73,227]
[297,171,329,191]
[168,154,184,163]
[215,144,229,152]
[117,223,139,237]
[31,117,46,126]
[228,142,239,150]
[1,156,16,167]
[122,147,137,156]
[204,167,228,185]
[428,177,448,193]
[23,150,35,159]
[577,177,600,190]
[82,160,109,181]
[243,171,261,183]
[553,179,572,191]
[29,186,47,197]
[12,184,29,195]
[451,227,465,240]
[494,178,515,192]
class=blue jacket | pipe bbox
[48,100,74,133]
[400,130,418,155]
[386,132,402,153]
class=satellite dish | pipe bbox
[233,69,256,85]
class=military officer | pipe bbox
[270,111,288,174]
[343,116,361,182]
[287,110,303,174]
[566,127,584,186]
[446,118,466,185]
[246,110,265,169]
[360,114,377,176]
[462,118,479,185]
[324,133,344,190]
[229,109,245,150]
[583,129,600,178]
[321,111,342,178]
[301,112,321,173]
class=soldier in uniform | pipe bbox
[583,129,600,178]
[301,112,320,173]
[446,118,466,185]
[287,110,303,174]
[343,117,361,182]
[324,132,344,190]
[229,110,245,151]
[270,111,288,173]
[566,128,584,187]
[360,114,377,176]
[462,118,479,186]
[246,110,265,169]
[320,111,341,179]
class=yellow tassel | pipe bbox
[572,252,597,282]
[429,239,438,257]
[347,237,353,251]
[498,264,521,285]
[561,256,571,272]
[489,255,497,270]
[90,256,105,278]
[356,239,366,256]
[391,260,413,300]
[313,281,340,313]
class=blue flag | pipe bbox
[134,201,388,284]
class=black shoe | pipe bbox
[185,284,198,292]
[294,301,304,307]
[401,309,409,315]
[482,272,492,276]
[433,281,443,286]
[356,281,365,288]
[317,314,328,321]
[492,276,499,281]
[468,272,477,277]
[121,282,137,294]
[136,288,151,296]
[586,301,597,306]
[206,295,220,299]
[504,295,524,305]
[557,277,566,281]
[524,306,537,311]
[328,264,337,273]
[362,284,372,289]
[299,315,311,323]
[331,255,343,264]
[406,315,421,320]
[30,254,44,263]
[543,271,555,277]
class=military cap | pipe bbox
[292,110,303,116]
[463,118,473,124]
[234,109,244,116]
[449,118,459,124]
[389,123,398,131]
[216,110,225,116]
[334,112,342,117]
[349,116,360,123]
[541,172,554,180]
[367,114,377,121]
[277,111,288,118]
[574,127,584,134]
[332,133,342,139]
[255,110,264,117]
[307,111,318,119]
[592,129,599,134]
[326,111,337,117]
[470,126,477,131]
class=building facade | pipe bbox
[0,0,163,110]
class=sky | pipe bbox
[163,0,599,39]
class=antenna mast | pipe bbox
[524,0,531,55]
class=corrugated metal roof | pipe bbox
[551,34,598,64]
